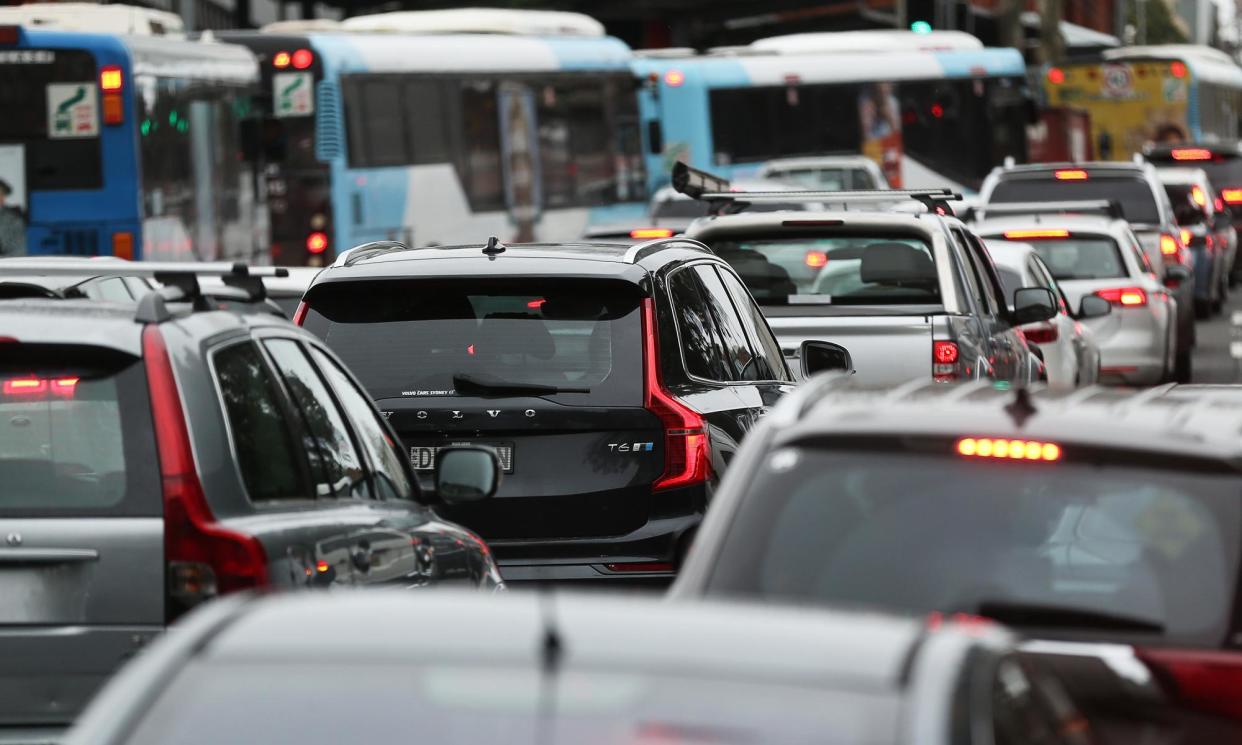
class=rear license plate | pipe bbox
[410,443,513,473]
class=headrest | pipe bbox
[859,242,935,284]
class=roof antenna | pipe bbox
[483,236,507,260]
[1004,387,1038,428]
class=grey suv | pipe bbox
[0,262,501,742]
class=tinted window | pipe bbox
[718,269,791,381]
[708,448,1242,648]
[709,85,862,165]
[708,234,939,306]
[768,167,877,190]
[303,279,643,407]
[214,343,306,503]
[264,340,369,499]
[0,346,159,516]
[668,268,731,381]
[693,265,755,381]
[986,236,1126,281]
[996,267,1025,301]
[956,232,1000,315]
[1163,183,1211,225]
[403,80,451,165]
[309,347,414,501]
[963,232,1006,314]
[652,196,710,220]
[989,178,1162,225]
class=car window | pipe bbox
[1126,231,1155,276]
[1164,183,1211,226]
[309,347,415,502]
[996,267,1025,304]
[692,265,757,381]
[0,346,160,517]
[964,232,1007,315]
[717,268,791,381]
[952,231,996,315]
[87,277,135,302]
[989,177,1162,225]
[213,342,308,503]
[986,235,1127,281]
[668,267,732,382]
[264,339,371,499]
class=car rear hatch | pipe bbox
[301,277,669,544]
[0,342,164,728]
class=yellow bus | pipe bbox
[1044,45,1242,162]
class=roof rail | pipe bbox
[974,200,1123,220]
[0,260,289,323]
[338,240,410,267]
[671,162,961,215]
[623,237,714,264]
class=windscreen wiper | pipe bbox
[974,600,1166,633]
[452,373,589,397]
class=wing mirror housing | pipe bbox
[800,340,854,377]
[1164,263,1193,288]
[1012,287,1058,325]
[1077,295,1112,320]
[435,447,501,505]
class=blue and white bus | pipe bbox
[0,7,263,261]
[224,9,649,265]
[632,30,1031,194]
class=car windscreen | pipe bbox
[302,278,644,406]
[986,236,1126,281]
[989,178,1161,225]
[652,197,711,220]
[124,661,898,745]
[704,235,940,306]
[0,345,160,517]
[767,168,877,190]
[705,446,1242,648]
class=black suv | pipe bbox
[0,262,500,741]
[296,238,835,583]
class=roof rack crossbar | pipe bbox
[976,200,1123,220]
[0,260,290,279]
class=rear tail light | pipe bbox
[932,340,959,382]
[1222,188,1242,205]
[99,65,124,126]
[111,231,134,260]
[629,228,674,239]
[1022,324,1059,344]
[1136,647,1242,720]
[1046,67,1065,85]
[642,298,710,491]
[1191,185,1207,207]
[1095,287,1147,306]
[1054,169,1088,180]
[291,48,314,69]
[292,301,308,326]
[306,232,328,254]
[957,437,1061,461]
[1171,148,1212,161]
[1180,228,1192,246]
[1002,229,1070,240]
[1160,233,1185,261]
[2,377,78,397]
[273,50,291,68]
[144,325,268,618]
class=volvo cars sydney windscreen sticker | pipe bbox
[46,83,98,138]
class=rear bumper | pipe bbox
[491,509,704,583]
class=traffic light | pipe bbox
[907,0,934,32]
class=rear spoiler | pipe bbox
[671,162,962,216]
[971,200,1123,221]
[0,260,288,323]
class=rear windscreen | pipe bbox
[767,168,877,190]
[987,236,1126,281]
[302,279,644,406]
[990,178,1160,225]
[1147,155,1242,192]
[0,346,160,516]
[0,49,103,190]
[705,235,940,306]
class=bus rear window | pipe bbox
[0,49,103,190]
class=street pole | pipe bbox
[1138,0,1148,44]
[1039,0,1064,64]
[896,0,907,30]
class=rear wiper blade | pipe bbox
[452,373,589,397]
[975,600,1166,633]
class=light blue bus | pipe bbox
[0,10,263,261]
[225,9,649,263]
[632,30,1032,195]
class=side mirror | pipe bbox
[435,447,500,505]
[800,340,854,377]
[1164,263,1193,288]
[1077,295,1112,319]
[1012,287,1058,325]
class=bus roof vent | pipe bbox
[339,8,605,37]
[0,2,183,36]
[751,29,984,55]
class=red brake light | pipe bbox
[1136,648,1242,720]
[804,250,828,268]
[291,48,314,69]
[664,70,685,87]
[1046,67,1065,85]
[272,50,291,68]
[1160,233,1181,256]
[292,300,308,326]
[99,65,123,92]
[642,298,710,491]
[144,326,268,617]
[957,437,1061,461]
[1022,325,1059,344]
[1223,188,1242,205]
[930,103,944,119]
[1095,287,1148,307]
[306,232,328,254]
[629,228,674,239]
[1180,228,1192,246]
[1002,229,1070,240]
[526,298,546,309]
[3,377,47,395]
[932,340,959,382]
[1170,61,1187,79]
[1171,147,1212,161]
[1055,169,1088,180]
[1191,185,1207,207]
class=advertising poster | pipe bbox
[858,82,903,187]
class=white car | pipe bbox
[983,239,1104,388]
[976,215,1177,385]
[756,155,890,191]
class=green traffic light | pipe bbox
[911,20,932,33]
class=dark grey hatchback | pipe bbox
[0,262,501,743]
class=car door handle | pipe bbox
[0,547,100,564]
